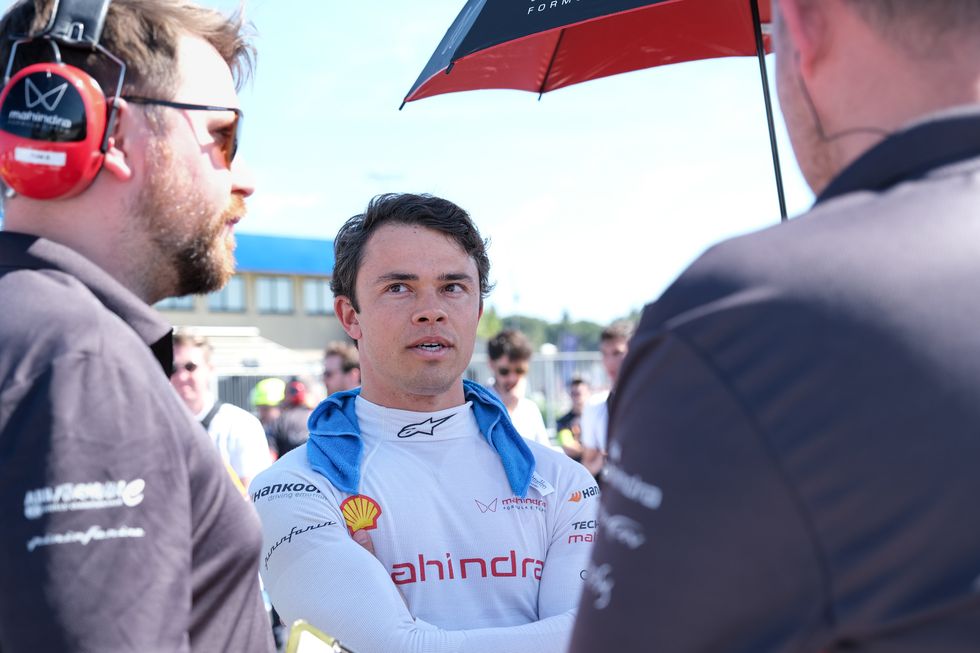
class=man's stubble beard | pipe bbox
[137,136,243,300]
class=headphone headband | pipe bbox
[39,0,111,48]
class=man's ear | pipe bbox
[335,296,362,340]
[101,99,134,181]
[776,0,829,79]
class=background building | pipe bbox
[157,233,347,407]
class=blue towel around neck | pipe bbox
[306,379,535,497]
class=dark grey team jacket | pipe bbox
[572,108,980,652]
[0,233,273,652]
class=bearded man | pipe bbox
[0,1,272,650]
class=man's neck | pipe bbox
[3,195,161,303]
[191,393,215,418]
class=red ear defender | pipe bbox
[0,61,108,199]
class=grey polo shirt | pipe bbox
[571,109,980,652]
[0,232,273,652]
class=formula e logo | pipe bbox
[397,415,453,438]
[25,77,68,111]
[475,498,498,513]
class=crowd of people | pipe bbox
[2,0,980,652]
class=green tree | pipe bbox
[477,305,504,341]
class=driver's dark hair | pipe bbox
[330,193,493,312]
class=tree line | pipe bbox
[476,306,641,352]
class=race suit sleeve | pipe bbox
[537,462,599,620]
[569,331,827,652]
[0,351,200,651]
[252,466,597,653]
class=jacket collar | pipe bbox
[0,232,173,375]
[817,106,980,204]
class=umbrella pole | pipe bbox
[750,0,788,221]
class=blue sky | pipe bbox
[215,0,817,324]
[123,2,823,323]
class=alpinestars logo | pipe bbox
[397,415,453,438]
[25,77,68,111]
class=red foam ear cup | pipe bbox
[0,62,107,199]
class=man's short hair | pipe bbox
[172,330,211,364]
[330,193,494,312]
[841,0,980,52]
[0,0,255,119]
[487,329,533,362]
[601,320,635,344]
[323,340,359,373]
[568,375,589,390]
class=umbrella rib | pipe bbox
[538,28,566,100]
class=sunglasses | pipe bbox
[122,96,243,167]
[171,361,199,376]
[495,366,528,377]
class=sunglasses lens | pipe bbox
[227,114,241,166]
[171,362,198,375]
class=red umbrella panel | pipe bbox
[402,0,786,220]
[404,0,771,102]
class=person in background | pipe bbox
[572,1,980,650]
[486,329,552,448]
[580,320,633,477]
[251,377,286,428]
[172,331,272,489]
[0,0,273,649]
[322,340,361,394]
[556,376,591,461]
[265,378,314,458]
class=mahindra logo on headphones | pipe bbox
[25,77,68,111]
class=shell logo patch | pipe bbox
[340,494,382,532]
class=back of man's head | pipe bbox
[774,0,980,193]
[487,329,533,363]
[841,1,980,51]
